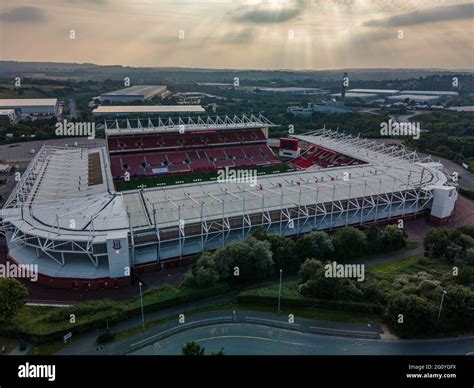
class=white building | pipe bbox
[0,109,16,121]
[387,94,440,105]
[331,92,378,101]
[93,105,205,117]
[100,85,168,103]
[0,99,58,116]
[348,89,399,97]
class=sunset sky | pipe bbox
[0,0,473,69]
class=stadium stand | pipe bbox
[290,144,364,170]
[107,126,282,179]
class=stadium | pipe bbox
[0,114,458,289]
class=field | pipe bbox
[0,83,67,98]
[114,163,292,191]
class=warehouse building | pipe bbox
[331,92,378,101]
[386,94,440,105]
[0,99,58,116]
[0,109,16,121]
[400,90,458,98]
[347,89,399,97]
[92,105,206,117]
[100,85,168,103]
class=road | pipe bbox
[131,322,474,356]
[68,97,77,120]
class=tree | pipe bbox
[379,225,406,252]
[0,278,28,321]
[297,258,323,284]
[331,227,367,261]
[251,229,298,272]
[441,285,474,331]
[365,224,381,253]
[211,348,225,356]
[385,293,437,338]
[182,252,220,289]
[294,231,334,261]
[246,237,274,281]
[182,341,205,356]
[424,228,474,264]
[424,228,453,259]
[213,237,274,284]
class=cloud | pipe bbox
[364,2,474,28]
[218,28,256,44]
[0,6,46,23]
[232,0,304,24]
[67,0,108,5]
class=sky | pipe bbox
[0,0,473,70]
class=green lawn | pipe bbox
[368,255,423,275]
[0,283,230,342]
[352,241,419,264]
[114,164,291,191]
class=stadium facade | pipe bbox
[0,114,458,289]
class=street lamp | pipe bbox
[437,290,447,321]
[139,282,145,331]
[277,269,283,316]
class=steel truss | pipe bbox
[104,113,276,136]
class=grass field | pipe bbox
[114,164,292,191]
[0,83,66,98]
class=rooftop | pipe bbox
[400,90,458,96]
[387,94,440,100]
[2,129,454,241]
[101,85,166,96]
[104,113,277,136]
[257,87,326,92]
[93,105,205,115]
[348,89,399,94]
[0,98,58,107]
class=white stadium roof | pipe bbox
[1,128,454,244]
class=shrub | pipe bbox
[96,330,115,344]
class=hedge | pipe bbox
[0,283,231,343]
[459,186,474,201]
[237,294,384,315]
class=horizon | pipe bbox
[2,59,473,73]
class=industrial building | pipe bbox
[92,105,205,117]
[100,85,168,103]
[0,109,16,121]
[448,106,474,114]
[400,90,458,98]
[288,103,351,116]
[347,89,399,97]
[331,92,378,101]
[0,114,458,289]
[0,99,58,116]
[256,87,328,95]
[386,94,440,105]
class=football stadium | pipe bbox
[0,114,458,288]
